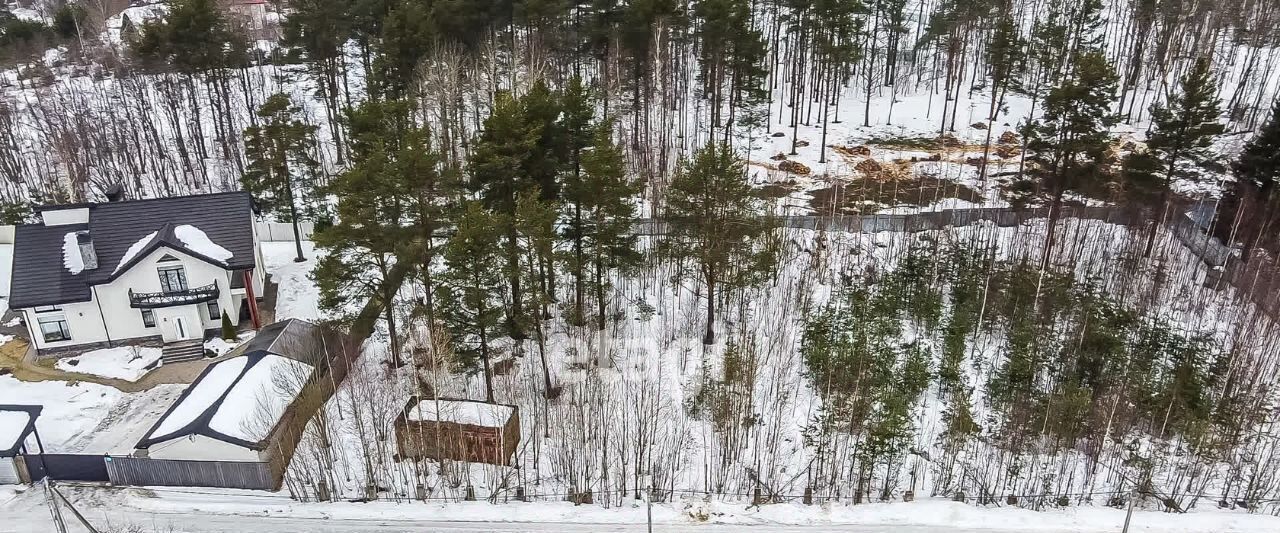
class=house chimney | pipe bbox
[76,231,98,270]
[104,182,126,202]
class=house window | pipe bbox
[37,315,71,342]
[158,265,188,293]
[34,306,62,313]
[206,301,220,320]
[141,309,156,328]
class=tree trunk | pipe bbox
[703,271,716,345]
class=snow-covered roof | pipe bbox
[61,232,84,274]
[113,231,158,275]
[0,405,42,457]
[175,225,233,264]
[208,354,311,442]
[137,319,326,451]
[149,357,249,439]
[405,399,514,428]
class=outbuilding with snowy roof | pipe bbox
[114,319,340,490]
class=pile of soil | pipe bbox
[778,160,812,175]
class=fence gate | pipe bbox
[23,454,109,482]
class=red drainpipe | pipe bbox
[244,269,261,329]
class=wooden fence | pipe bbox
[104,456,274,490]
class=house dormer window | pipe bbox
[158,264,188,293]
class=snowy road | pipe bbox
[5,510,1084,533]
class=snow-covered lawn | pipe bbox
[0,376,122,451]
[53,346,162,382]
[204,331,257,357]
[262,240,321,321]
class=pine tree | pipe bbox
[130,0,247,74]
[281,0,352,160]
[470,85,566,337]
[662,142,776,345]
[471,91,541,337]
[577,119,642,331]
[437,202,506,402]
[242,93,321,263]
[396,120,455,326]
[314,100,416,366]
[220,311,236,341]
[978,10,1023,180]
[559,75,597,325]
[373,0,435,100]
[1138,57,1225,256]
[1022,50,1119,270]
[514,192,558,394]
[1231,99,1280,260]
[692,0,768,138]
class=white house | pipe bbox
[7,192,266,360]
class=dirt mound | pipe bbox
[778,160,811,175]
[998,131,1020,145]
[769,152,788,161]
[971,122,988,130]
[795,140,811,148]
[832,144,872,157]
[994,144,1020,159]
[855,158,883,174]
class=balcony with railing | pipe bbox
[129,282,220,309]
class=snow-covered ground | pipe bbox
[204,330,256,357]
[54,346,162,381]
[2,483,1279,533]
[278,214,1273,521]
[261,241,321,320]
[0,376,122,450]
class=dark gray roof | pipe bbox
[228,318,325,365]
[10,223,92,307]
[136,319,324,450]
[0,404,43,457]
[9,192,256,309]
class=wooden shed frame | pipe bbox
[393,397,520,467]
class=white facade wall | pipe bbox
[25,300,109,351]
[145,434,262,462]
[96,246,242,341]
[23,245,256,351]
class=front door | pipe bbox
[160,307,200,342]
[174,316,190,340]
